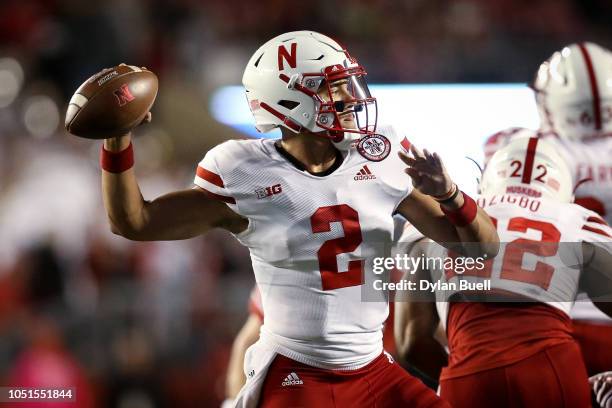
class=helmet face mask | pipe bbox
[307,66,377,142]
[532,42,612,141]
[242,31,377,148]
[480,137,574,203]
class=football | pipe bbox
[65,64,158,139]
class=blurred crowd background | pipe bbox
[0,0,610,406]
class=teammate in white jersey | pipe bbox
[98,31,498,407]
[483,41,612,378]
[485,126,612,221]
[484,42,612,222]
[396,136,612,408]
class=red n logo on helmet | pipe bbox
[278,43,297,71]
[114,84,135,106]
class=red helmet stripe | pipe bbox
[578,43,602,130]
[278,74,317,97]
[521,137,539,184]
[259,102,302,132]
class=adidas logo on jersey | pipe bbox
[354,165,376,181]
[281,372,304,386]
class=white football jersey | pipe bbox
[484,128,612,223]
[194,126,413,369]
[433,193,612,325]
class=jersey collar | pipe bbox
[273,141,344,177]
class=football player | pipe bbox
[223,278,403,408]
[483,42,612,376]
[484,41,612,221]
[222,217,426,407]
[396,136,612,408]
[99,31,498,407]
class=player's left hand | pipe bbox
[590,372,612,408]
[399,144,453,198]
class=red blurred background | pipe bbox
[0,0,610,406]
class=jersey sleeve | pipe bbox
[574,197,607,219]
[578,210,612,245]
[376,125,414,211]
[400,219,426,241]
[193,141,239,210]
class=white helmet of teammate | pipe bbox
[242,31,377,149]
[532,42,612,141]
[480,137,573,202]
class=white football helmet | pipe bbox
[532,42,612,141]
[242,31,377,148]
[480,136,573,202]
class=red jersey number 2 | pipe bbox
[311,204,363,290]
[500,217,560,290]
[472,216,561,290]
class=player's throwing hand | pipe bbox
[398,144,453,198]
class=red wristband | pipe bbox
[100,143,134,173]
[441,191,477,227]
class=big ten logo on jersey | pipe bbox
[255,184,282,199]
